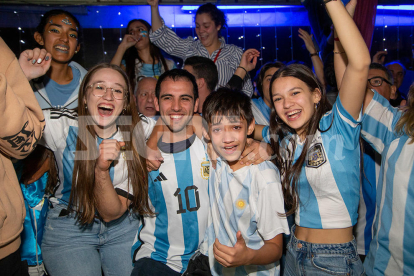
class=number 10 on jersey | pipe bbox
[174,185,200,214]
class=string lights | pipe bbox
[3,4,413,71]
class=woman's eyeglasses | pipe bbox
[87,83,127,100]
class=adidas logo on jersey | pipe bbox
[154,172,168,182]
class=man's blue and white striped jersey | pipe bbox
[355,142,381,256]
[262,97,362,229]
[200,159,289,276]
[362,91,414,276]
[41,109,155,206]
[132,135,210,273]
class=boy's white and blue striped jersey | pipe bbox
[132,134,210,273]
[200,158,290,276]
[362,91,414,276]
[355,141,381,256]
[40,109,155,206]
[262,96,361,229]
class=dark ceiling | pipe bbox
[0,0,412,5]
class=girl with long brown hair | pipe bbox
[40,63,153,276]
[254,0,370,274]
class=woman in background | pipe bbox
[147,0,254,97]
[111,19,175,92]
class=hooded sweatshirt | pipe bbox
[31,61,87,109]
[0,37,45,260]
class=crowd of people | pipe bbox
[0,0,413,276]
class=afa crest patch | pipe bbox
[200,158,210,180]
[306,143,326,168]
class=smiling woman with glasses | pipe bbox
[40,63,155,276]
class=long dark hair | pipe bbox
[124,19,169,93]
[269,64,332,215]
[69,63,153,224]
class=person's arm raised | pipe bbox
[147,0,163,32]
[327,0,370,119]
[110,34,139,70]
[298,28,326,89]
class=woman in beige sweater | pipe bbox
[0,38,48,275]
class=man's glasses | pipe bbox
[87,83,127,100]
[368,77,392,87]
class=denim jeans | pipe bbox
[41,204,138,276]
[284,226,365,276]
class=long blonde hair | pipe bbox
[69,63,153,224]
[395,83,414,143]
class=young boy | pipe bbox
[196,88,290,275]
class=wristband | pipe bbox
[333,51,345,54]
[310,52,319,57]
[238,66,248,75]
[334,37,340,41]
[323,0,337,4]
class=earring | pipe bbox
[315,102,320,110]
[122,108,126,115]
[85,105,88,109]
[75,51,78,54]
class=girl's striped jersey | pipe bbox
[262,96,362,229]
[40,109,154,206]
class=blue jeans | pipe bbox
[284,226,365,276]
[131,258,181,276]
[41,204,138,276]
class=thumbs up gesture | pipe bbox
[213,231,253,267]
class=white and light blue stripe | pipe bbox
[362,91,414,275]
[202,159,289,275]
[132,137,209,273]
[263,97,361,229]
[41,109,152,206]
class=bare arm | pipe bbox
[327,0,370,119]
[333,0,357,90]
[252,124,266,141]
[94,140,128,222]
[110,34,139,70]
[298,28,326,88]
[147,0,163,32]
[233,49,260,80]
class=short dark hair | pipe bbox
[196,3,227,33]
[254,61,284,98]
[370,63,394,85]
[202,87,253,131]
[185,56,218,92]
[36,9,81,42]
[155,69,199,100]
